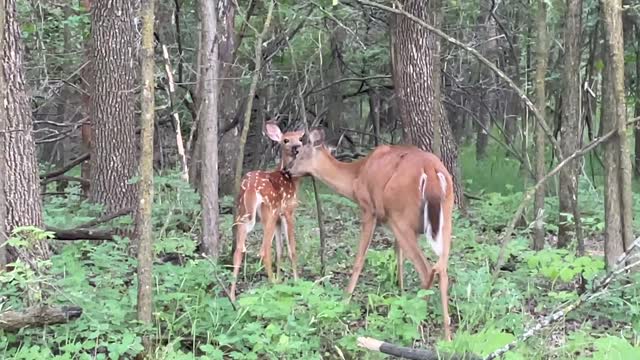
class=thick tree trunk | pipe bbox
[557,0,583,249]
[136,0,155,355]
[601,0,634,269]
[533,0,549,250]
[198,0,221,257]
[2,0,50,263]
[89,0,138,214]
[392,0,463,206]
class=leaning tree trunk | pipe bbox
[533,0,549,250]
[2,0,51,263]
[557,0,583,249]
[601,0,634,270]
[89,0,138,214]
[198,0,221,257]
[391,0,463,206]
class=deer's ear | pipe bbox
[265,122,283,142]
[309,128,325,147]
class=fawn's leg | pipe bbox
[283,210,299,280]
[259,211,279,283]
[230,223,248,301]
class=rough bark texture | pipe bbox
[0,0,6,269]
[2,0,50,262]
[136,0,155,354]
[533,0,549,250]
[391,0,463,206]
[199,0,221,257]
[557,0,583,248]
[89,0,138,214]
[601,0,634,269]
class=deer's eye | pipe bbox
[283,139,290,144]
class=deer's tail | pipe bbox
[419,169,446,257]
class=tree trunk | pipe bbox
[136,0,155,356]
[392,0,462,206]
[193,0,236,195]
[198,0,221,257]
[326,23,346,133]
[89,0,138,214]
[2,0,50,263]
[79,0,93,196]
[533,0,549,250]
[557,0,583,249]
[601,0,634,269]
[233,1,275,197]
[635,24,640,177]
[0,0,6,269]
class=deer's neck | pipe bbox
[312,149,362,200]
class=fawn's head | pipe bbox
[265,121,305,167]
[284,128,327,177]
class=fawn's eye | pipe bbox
[283,139,290,144]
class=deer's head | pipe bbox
[265,121,305,167]
[284,128,326,177]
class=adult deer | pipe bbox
[229,122,305,301]
[284,128,454,340]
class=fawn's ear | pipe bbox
[309,128,325,147]
[265,122,283,142]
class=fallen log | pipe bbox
[357,337,481,360]
[0,306,83,331]
[46,227,115,241]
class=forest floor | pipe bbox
[2,159,640,359]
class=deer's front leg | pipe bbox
[345,210,376,296]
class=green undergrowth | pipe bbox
[1,169,640,359]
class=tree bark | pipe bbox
[198,0,221,257]
[601,0,634,269]
[89,0,138,214]
[2,0,50,263]
[557,0,583,249]
[137,0,155,355]
[0,0,6,269]
[391,0,463,206]
[533,0,549,250]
